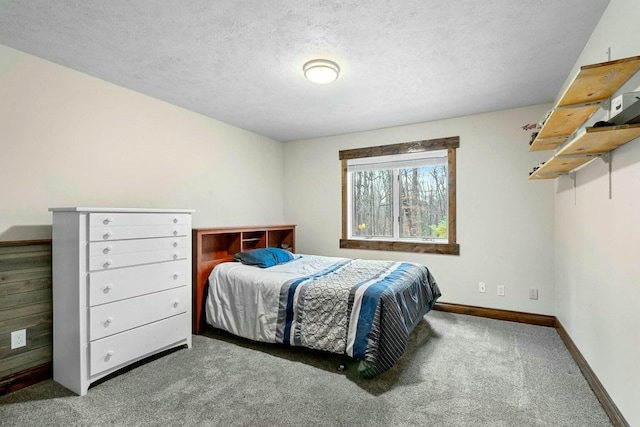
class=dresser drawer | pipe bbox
[89,236,188,271]
[89,260,189,306]
[89,212,190,242]
[89,313,189,376]
[89,286,189,341]
[89,249,187,271]
[89,224,190,242]
[89,212,190,227]
[90,236,188,258]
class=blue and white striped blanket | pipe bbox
[274,259,440,377]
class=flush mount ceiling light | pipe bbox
[303,59,340,84]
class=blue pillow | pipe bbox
[233,248,295,268]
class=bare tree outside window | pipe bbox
[399,165,448,240]
[352,169,392,238]
[340,137,459,255]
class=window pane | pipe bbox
[351,169,393,238]
[399,165,448,239]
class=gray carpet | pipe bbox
[0,311,611,426]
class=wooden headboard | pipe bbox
[192,225,296,334]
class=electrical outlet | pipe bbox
[11,329,27,349]
[478,282,486,293]
[529,288,539,300]
[497,285,505,296]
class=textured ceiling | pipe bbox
[0,1,610,142]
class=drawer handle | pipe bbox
[173,273,179,280]
[103,217,113,225]
[103,232,112,240]
[104,317,113,327]
[173,217,179,224]
[173,230,179,236]
[173,299,180,308]
[172,241,178,248]
[103,260,112,268]
[104,283,113,293]
[173,253,179,260]
[105,350,114,361]
[103,245,113,254]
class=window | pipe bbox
[339,137,459,255]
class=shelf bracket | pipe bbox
[567,171,577,205]
[607,151,612,200]
[556,152,610,162]
[553,170,576,182]
[555,152,608,161]
[554,99,606,109]
[556,153,597,159]
[534,172,561,178]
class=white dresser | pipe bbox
[49,207,194,395]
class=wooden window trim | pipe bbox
[340,136,460,256]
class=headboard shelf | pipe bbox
[192,224,296,334]
[200,232,240,262]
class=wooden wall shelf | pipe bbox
[556,124,640,156]
[528,55,640,178]
[531,105,599,151]
[556,56,640,107]
[529,124,640,179]
[529,157,592,180]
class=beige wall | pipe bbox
[0,45,285,241]
[284,104,556,315]
[554,0,640,424]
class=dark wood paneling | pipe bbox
[0,275,51,296]
[0,322,52,358]
[0,251,51,272]
[0,240,53,396]
[1,289,53,311]
[0,345,52,378]
[0,302,53,326]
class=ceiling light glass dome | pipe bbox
[303,59,340,84]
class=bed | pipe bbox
[199,247,441,377]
